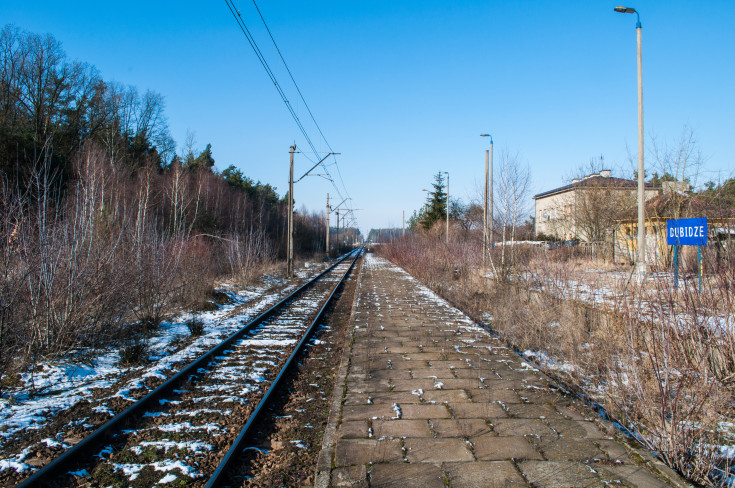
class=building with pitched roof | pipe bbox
[533,170,659,242]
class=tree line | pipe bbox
[0,24,329,379]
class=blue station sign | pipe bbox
[667,218,708,246]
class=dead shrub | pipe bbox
[118,336,149,366]
[186,314,205,337]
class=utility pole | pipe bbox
[336,209,340,251]
[287,144,295,278]
[481,133,494,267]
[326,193,330,257]
[402,210,405,237]
[287,149,339,270]
[342,214,347,245]
[344,214,348,245]
[445,171,449,244]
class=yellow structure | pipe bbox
[614,217,735,266]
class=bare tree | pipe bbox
[494,151,531,275]
[649,127,704,220]
[0,175,29,387]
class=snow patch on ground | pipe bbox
[112,459,200,481]
[0,264,332,471]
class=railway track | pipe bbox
[15,250,362,488]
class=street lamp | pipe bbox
[614,5,647,278]
[480,134,493,267]
[444,171,449,244]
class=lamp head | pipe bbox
[614,6,636,14]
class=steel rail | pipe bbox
[206,248,361,487]
[16,251,358,488]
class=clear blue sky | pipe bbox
[4,1,734,235]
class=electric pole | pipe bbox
[287,149,339,273]
[445,171,449,244]
[326,193,330,257]
[480,133,494,267]
[287,145,295,278]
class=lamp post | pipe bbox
[444,171,449,244]
[480,134,493,267]
[615,5,647,277]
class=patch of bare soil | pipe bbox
[226,259,361,488]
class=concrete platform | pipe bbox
[315,255,690,487]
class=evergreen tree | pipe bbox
[423,172,447,230]
[186,143,215,171]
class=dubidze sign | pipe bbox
[667,217,707,246]
[667,217,707,291]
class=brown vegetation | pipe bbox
[0,143,285,382]
[0,24,336,385]
[379,230,735,486]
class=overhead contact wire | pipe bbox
[225,0,356,225]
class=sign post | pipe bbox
[673,244,679,289]
[666,218,707,291]
[700,246,703,292]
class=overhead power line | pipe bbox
[224,0,317,157]
[249,0,351,205]
[250,0,335,156]
[224,0,354,214]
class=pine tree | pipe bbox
[422,172,447,230]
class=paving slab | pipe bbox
[444,461,527,487]
[430,418,493,438]
[449,401,508,419]
[368,463,446,488]
[372,419,433,438]
[315,255,689,487]
[338,420,369,438]
[470,434,545,461]
[399,403,452,419]
[333,438,403,467]
[404,438,474,463]
[331,465,368,488]
[518,460,608,487]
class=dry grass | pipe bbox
[379,232,735,486]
